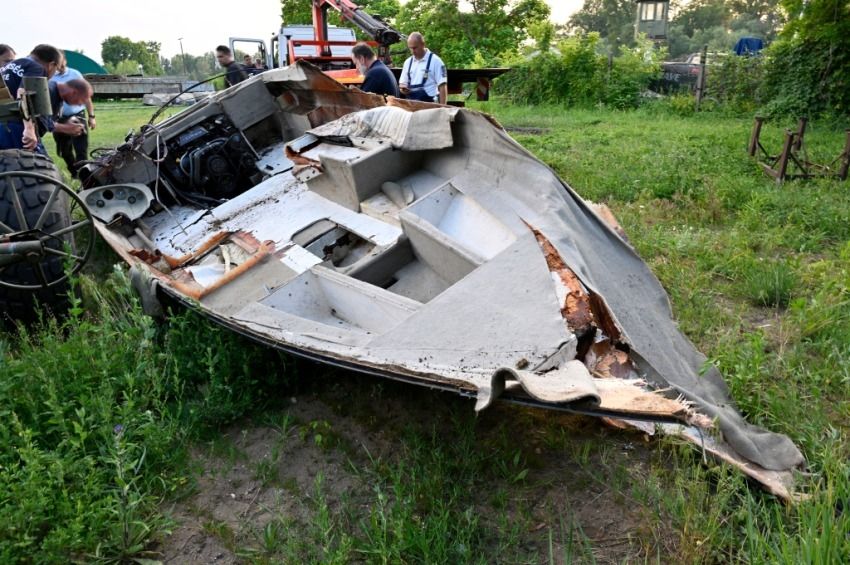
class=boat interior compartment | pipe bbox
[259,264,422,335]
[303,141,424,212]
[345,238,454,303]
[293,219,377,268]
[401,182,517,262]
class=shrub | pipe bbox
[708,55,766,113]
[604,38,662,109]
[497,33,660,109]
[759,3,850,118]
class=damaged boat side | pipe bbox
[82,61,804,501]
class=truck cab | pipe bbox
[230,25,357,72]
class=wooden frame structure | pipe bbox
[748,116,850,183]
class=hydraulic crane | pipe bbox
[310,0,403,65]
[230,0,508,101]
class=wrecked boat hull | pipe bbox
[83,62,803,500]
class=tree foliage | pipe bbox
[101,36,163,75]
[666,0,785,58]
[568,0,636,49]
[673,0,730,38]
[394,0,550,67]
[278,0,549,66]
[497,33,661,108]
[761,0,850,116]
[162,52,219,81]
[280,0,401,29]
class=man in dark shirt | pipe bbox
[351,42,399,97]
[0,44,62,154]
[0,44,15,67]
[215,45,249,87]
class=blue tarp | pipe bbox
[734,37,764,56]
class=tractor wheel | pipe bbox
[0,150,94,326]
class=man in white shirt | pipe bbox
[399,32,447,104]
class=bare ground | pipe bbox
[154,368,678,564]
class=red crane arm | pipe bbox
[311,0,403,62]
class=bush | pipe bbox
[497,33,660,108]
[708,55,766,113]
[604,38,662,109]
[759,4,850,119]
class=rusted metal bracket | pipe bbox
[748,116,850,183]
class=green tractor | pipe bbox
[0,77,94,325]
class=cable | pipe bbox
[147,72,227,126]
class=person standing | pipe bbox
[398,32,447,104]
[50,60,96,177]
[351,42,399,97]
[0,44,62,153]
[215,45,249,87]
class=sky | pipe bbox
[3,0,584,65]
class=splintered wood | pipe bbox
[529,226,594,334]
[528,223,714,430]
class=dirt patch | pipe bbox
[156,392,395,563]
[154,371,678,563]
[505,126,550,135]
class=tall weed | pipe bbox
[0,266,293,561]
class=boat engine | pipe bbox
[162,116,258,201]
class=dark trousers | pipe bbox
[53,116,89,177]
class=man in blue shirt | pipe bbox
[0,44,62,154]
[351,42,399,97]
[50,60,96,176]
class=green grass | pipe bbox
[45,100,181,182]
[2,101,849,562]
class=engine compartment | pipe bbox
[160,114,263,201]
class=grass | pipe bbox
[1,100,849,562]
[44,100,180,184]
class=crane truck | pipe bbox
[230,0,507,101]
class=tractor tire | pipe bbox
[0,149,72,326]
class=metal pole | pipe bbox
[792,117,807,152]
[178,37,187,76]
[839,129,850,181]
[695,45,707,112]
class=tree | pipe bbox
[101,36,163,75]
[280,0,401,30]
[163,51,219,81]
[280,0,312,24]
[761,0,850,116]
[665,0,785,58]
[395,0,550,67]
[279,0,550,67]
[101,36,137,66]
[671,0,730,38]
[568,0,635,49]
